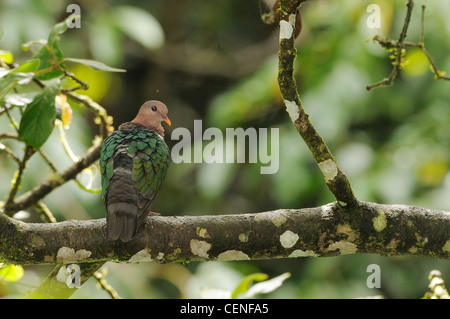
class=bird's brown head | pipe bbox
[132,100,171,137]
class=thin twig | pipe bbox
[404,42,450,80]
[368,0,449,88]
[32,78,45,89]
[0,142,21,163]
[58,67,89,91]
[0,133,20,140]
[3,142,102,215]
[65,91,113,139]
[34,201,57,223]
[37,149,58,173]
[420,0,426,45]
[93,270,122,299]
[0,105,14,117]
[367,0,415,91]
[4,146,35,213]
[3,105,20,134]
[0,133,21,163]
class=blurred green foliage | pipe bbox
[1,0,450,298]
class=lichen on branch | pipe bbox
[1,201,450,266]
[277,0,357,208]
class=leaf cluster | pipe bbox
[0,16,124,149]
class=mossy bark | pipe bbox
[1,201,450,265]
[277,0,357,208]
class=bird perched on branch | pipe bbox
[100,101,171,242]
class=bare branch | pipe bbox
[367,0,449,89]
[4,146,35,214]
[367,0,415,90]
[0,141,21,163]
[3,142,101,215]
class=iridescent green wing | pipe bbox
[99,130,126,198]
[128,130,170,199]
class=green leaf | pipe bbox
[0,67,10,78]
[0,264,24,282]
[0,77,20,100]
[88,15,123,66]
[0,73,34,100]
[113,6,164,51]
[63,58,126,72]
[241,272,291,298]
[11,59,41,74]
[48,15,80,45]
[4,92,38,107]
[21,39,47,52]
[0,50,13,64]
[19,83,59,149]
[31,16,78,81]
[33,43,64,80]
[231,273,268,299]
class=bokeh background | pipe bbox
[1,0,450,298]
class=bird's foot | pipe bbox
[148,211,161,216]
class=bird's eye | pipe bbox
[151,105,157,111]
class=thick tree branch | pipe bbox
[1,201,449,265]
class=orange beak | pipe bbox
[163,116,171,126]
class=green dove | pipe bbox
[100,100,171,242]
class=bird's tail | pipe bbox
[105,145,140,242]
[106,202,138,242]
